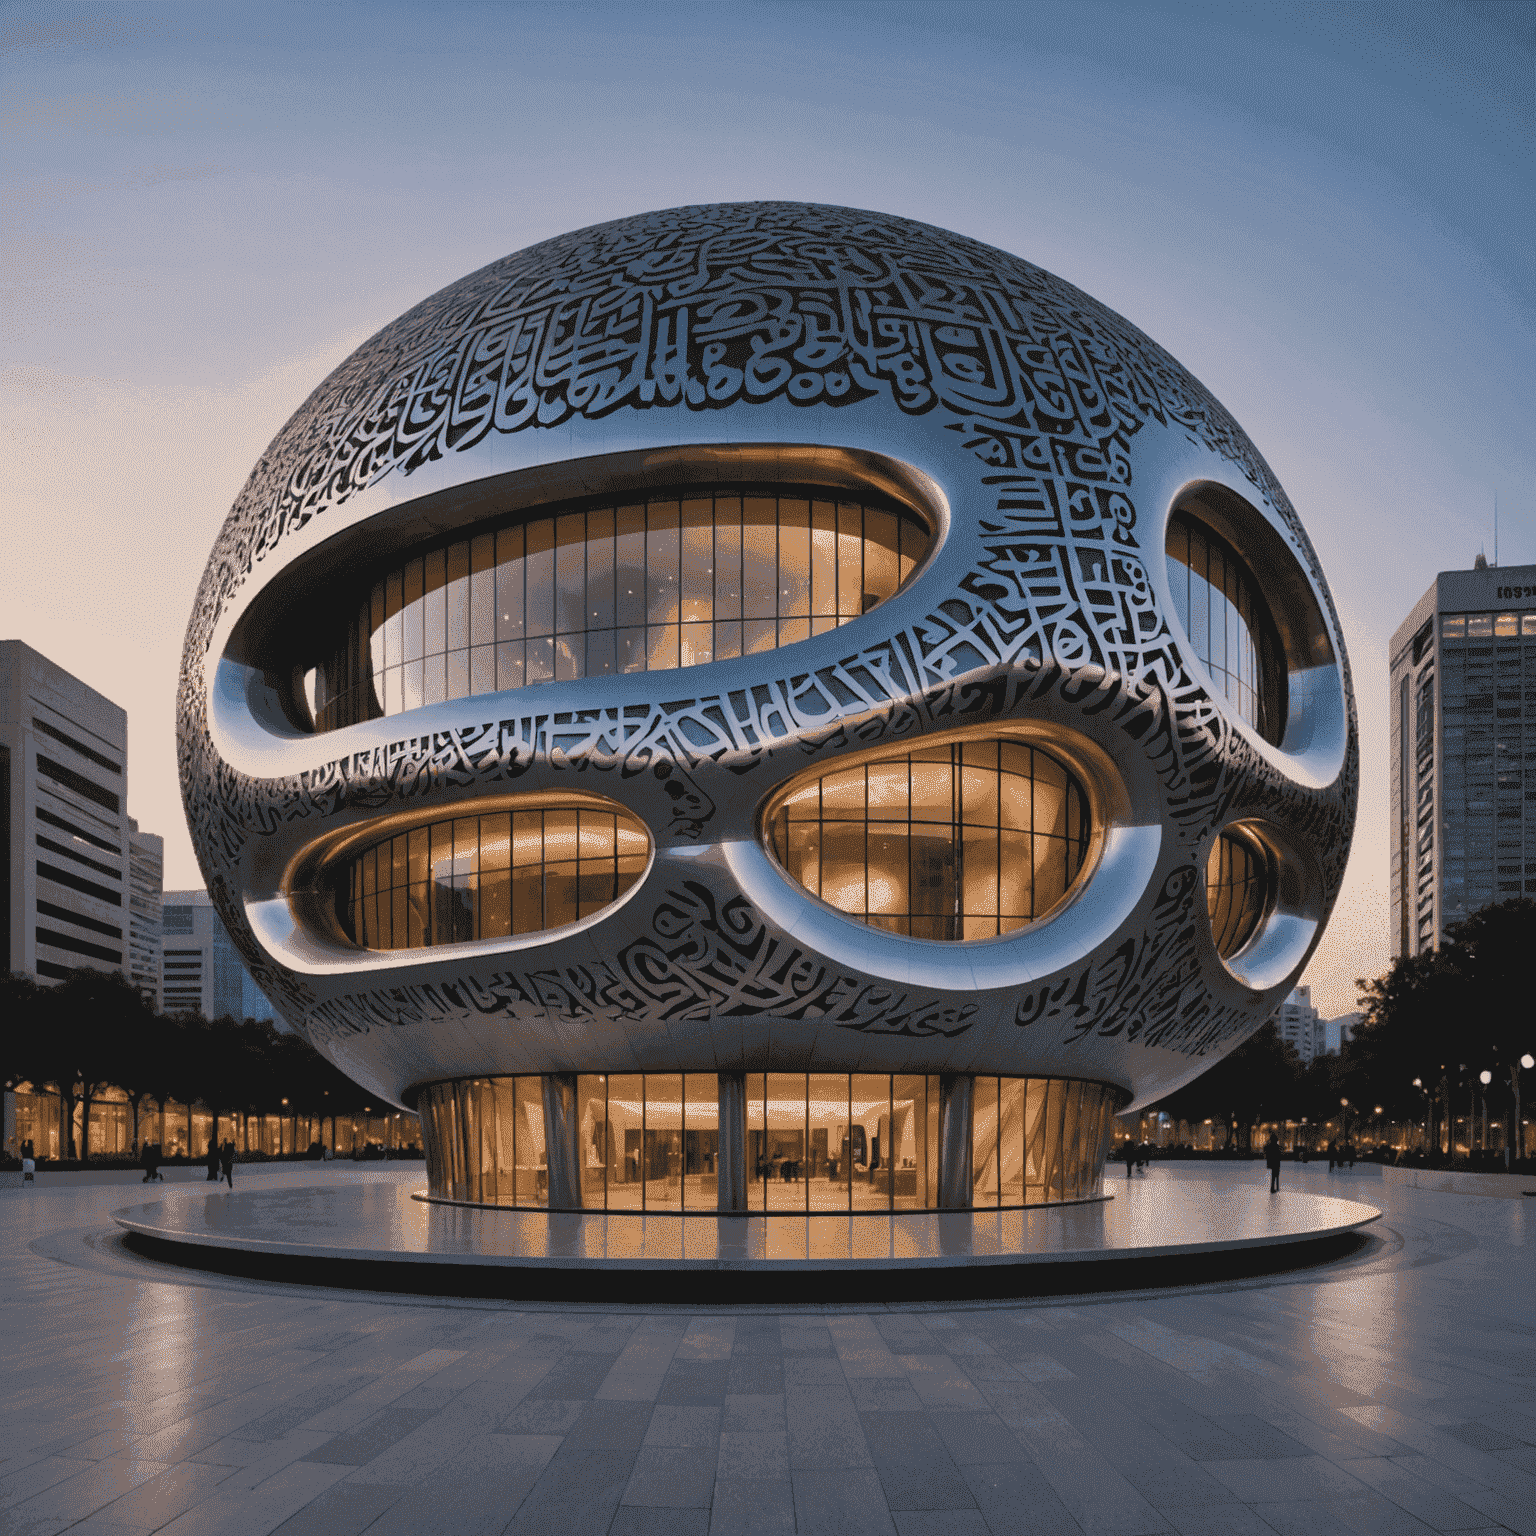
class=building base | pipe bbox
[112,1174,1381,1303]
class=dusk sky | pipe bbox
[3,0,1531,1018]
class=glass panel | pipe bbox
[645,1073,683,1211]
[748,1073,767,1213]
[339,804,647,949]
[577,1074,606,1209]
[1061,1080,1084,1199]
[1023,1078,1048,1203]
[683,1073,717,1211]
[891,1075,926,1211]
[1208,831,1268,957]
[808,1073,850,1212]
[1043,1079,1068,1202]
[997,1078,1026,1206]
[1166,511,1284,742]
[971,1075,999,1208]
[765,740,1090,943]
[850,1074,890,1211]
[514,1077,547,1206]
[316,491,931,731]
[491,1077,516,1204]
[763,1072,805,1211]
[607,1074,644,1210]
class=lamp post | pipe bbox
[1515,1053,1535,1169]
[1478,1070,1492,1159]
[1412,1078,1430,1155]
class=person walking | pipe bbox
[140,1141,157,1183]
[219,1139,236,1189]
[205,1139,220,1182]
[1264,1133,1282,1193]
[1123,1139,1137,1179]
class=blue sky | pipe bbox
[3,0,1532,1014]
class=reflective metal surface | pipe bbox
[179,203,1357,1120]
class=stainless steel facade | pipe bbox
[178,203,1356,1212]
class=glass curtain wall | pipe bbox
[768,740,1091,939]
[969,1077,1117,1206]
[419,1073,1121,1211]
[308,489,930,732]
[1165,512,1286,744]
[338,804,648,949]
[418,1077,548,1205]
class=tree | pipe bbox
[1154,1023,1302,1149]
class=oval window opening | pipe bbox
[1166,509,1288,745]
[334,801,650,950]
[305,487,931,732]
[766,739,1093,941]
[1206,827,1273,959]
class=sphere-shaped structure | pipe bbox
[180,203,1356,1213]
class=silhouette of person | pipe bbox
[1264,1134,1282,1193]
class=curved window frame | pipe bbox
[329,797,652,952]
[763,737,1095,943]
[304,485,932,733]
[1166,509,1288,745]
[1206,825,1275,960]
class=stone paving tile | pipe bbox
[793,1467,900,1535]
[709,1475,796,1535]
[503,1444,634,1534]
[861,1411,976,1511]
[621,1443,717,1507]
[4,1168,1534,1536]
[265,1482,408,1536]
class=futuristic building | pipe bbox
[179,203,1356,1215]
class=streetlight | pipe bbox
[1478,1070,1493,1158]
[1410,1078,1432,1157]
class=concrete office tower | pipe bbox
[1,640,131,984]
[1274,985,1325,1066]
[1389,560,1536,957]
[161,888,277,1022]
[179,204,1356,1214]
[127,820,164,1010]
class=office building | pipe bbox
[127,819,164,1010]
[1,640,130,984]
[1274,985,1326,1066]
[161,888,276,1022]
[1389,559,1536,956]
[177,202,1355,1214]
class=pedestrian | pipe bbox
[205,1139,220,1182]
[1264,1133,1282,1193]
[219,1139,236,1189]
[1327,1138,1336,1171]
[1123,1139,1137,1179]
[140,1140,157,1183]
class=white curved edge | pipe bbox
[110,1198,1382,1271]
[1225,911,1320,993]
[723,822,1162,993]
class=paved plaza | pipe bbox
[2,1164,1532,1536]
